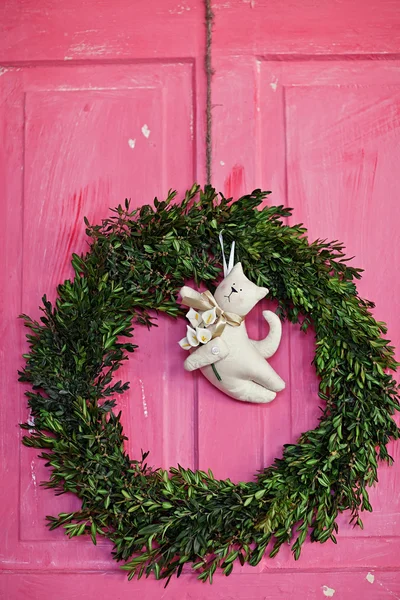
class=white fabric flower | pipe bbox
[186,325,200,347]
[186,308,202,328]
[202,307,217,327]
[178,325,212,350]
[178,337,192,350]
[196,327,212,344]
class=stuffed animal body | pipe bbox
[179,262,285,404]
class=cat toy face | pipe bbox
[214,262,268,317]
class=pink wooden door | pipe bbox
[1,1,400,598]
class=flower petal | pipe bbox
[186,308,202,328]
[202,307,217,326]
[186,325,200,347]
[196,327,212,344]
[178,337,192,350]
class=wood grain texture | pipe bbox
[1,570,400,599]
[0,22,206,577]
[212,54,400,572]
[0,0,203,63]
[212,0,400,56]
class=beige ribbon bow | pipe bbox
[180,288,243,338]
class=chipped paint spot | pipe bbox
[128,138,136,149]
[220,160,225,166]
[322,586,335,597]
[141,124,151,139]
[139,379,148,418]
[30,460,37,493]
[0,66,19,76]
[190,111,194,140]
[56,85,117,91]
[75,29,99,34]
[169,3,191,14]
[56,85,84,90]
[270,77,278,91]
[27,413,35,434]
[65,42,111,59]
[71,42,107,55]
[366,572,375,584]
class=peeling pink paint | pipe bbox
[224,164,245,198]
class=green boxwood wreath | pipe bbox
[20,186,399,584]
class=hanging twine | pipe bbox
[205,0,214,185]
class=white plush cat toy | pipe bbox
[178,237,285,403]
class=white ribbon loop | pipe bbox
[219,232,235,278]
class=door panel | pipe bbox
[2,570,400,600]
[17,62,197,549]
[212,55,400,570]
[212,0,400,55]
[0,0,204,62]
[0,56,202,571]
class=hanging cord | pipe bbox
[219,231,236,277]
[205,0,214,185]
[205,1,217,381]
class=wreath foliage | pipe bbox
[20,186,400,584]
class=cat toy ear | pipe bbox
[219,231,236,278]
[258,286,269,300]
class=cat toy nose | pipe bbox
[231,286,238,293]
